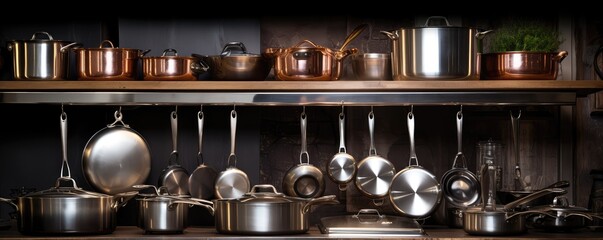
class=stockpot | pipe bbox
[381,16,492,80]
[75,40,148,80]
[213,185,339,235]
[7,32,80,80]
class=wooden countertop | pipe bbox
[2,224,603,239]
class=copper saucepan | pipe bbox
[143,49,209,81]
[75,40,149,80]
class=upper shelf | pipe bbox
[0,80,602,106]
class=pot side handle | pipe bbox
[554,51,569,62]
[380,31,398,40]
[112,191,138,210]
[0,197,18,212]
[170,200,215,216]
[302,195,339,214]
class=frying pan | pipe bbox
[158,110,190,196]
[327,106,356,191]
[188,108,217,200]
[389,109,442,218]
[354,109,395,206]
[283,110,325,198]
[82,109,151,195]
[214,109,250,199]
[440,109,480,207]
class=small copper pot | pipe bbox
[481,51,568,80]
[265,40,356,81]
[75,40,147,80]
[143,49,208,81]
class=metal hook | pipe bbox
[200,105,203,112]
[174,105,178,114]
[510,109,522,119]
[302,106,306,115]
[233,103,236,112]
[108,106,129,128]
[370,105,374,113]
[61,103,65,115]
[459,105,463,113]
[410,105,414,114]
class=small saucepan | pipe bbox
[143,49,209,80]
[284,109,325,198]
[158,110,190,196]
[327,107,356,191]
[188,108,217,200]
[214,109,250,199]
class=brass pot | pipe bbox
[481,51,568,80]
[143,49,208,81]
[75,40,148,80]
[265,40,356,81]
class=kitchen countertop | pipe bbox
[2,223,603,239]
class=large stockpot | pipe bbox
[143,49,209,81]
[199,42,272,80]
[75,40,148,80]
[264,40,357,81]
[381,16,492,80]
[481,51,568,80]
[7,32,80,80]
[0,112,136,235]
[213,185,339,235]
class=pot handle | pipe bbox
[503,188,566,211]
[506,210,555,220]
[554,51,569,62]
[424,16,451,27]
[31,31,54,40]
[250,184,278,194]
[221,42,248,56]
[0,197,18,212]
[60,42,82,52]
[380,31,398,40]
[132,184,161,196]
[190,58,210,74]
[55,177,80,189]
[293,40,320,48]
[475,30,494,40]
[302,195,339,214]
[170,199,215,215]
[139,49,151,58]
[594,46,603,80]
[112,191,138,210]
[99,40,115,48]
[162,49,178,57]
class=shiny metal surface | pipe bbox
[215,110,250,199]
[143,49,208,81]
[355,111,395,199]
[265,40,357,80]
[8,32,79,80]
[159,111,189,196]
[201,42,272,80]
[189,110,217,199]
[137,198,189,234]
[351,53,392,80]
[283,111,325,198]
[75,40,145,80]
[318,209,425,236]
[390,111,442,218]
[463,209,526,235]
[328,109,355,188]
[0,91,578,106]
[82,111,151,194]
[481,51,568,80]
[213,185,338,235]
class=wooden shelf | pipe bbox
[0,80,601,106]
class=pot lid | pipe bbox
[11,32,73,43]
[318,209,425,236]
[24,177,111,199]
[219,185,301,204]
[77,40,144,52]
[219,42,261,57]
[531,196,589,212]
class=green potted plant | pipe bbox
[481,20,567,80]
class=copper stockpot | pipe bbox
[143,49,208,81]
[481,51,568,80]
[75,40,148,80]
[265,40,357,81]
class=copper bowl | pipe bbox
[481,51,568,80]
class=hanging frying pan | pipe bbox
[214,109,250,199]
[327,106,356,191]
[354,109,395,206]
[158,110,190,196]
[283,109,325,198]
[389,109,442,218]
[440,109,480,207]
[82,108,151,195]
[188,108,218,200]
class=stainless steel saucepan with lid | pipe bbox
[389,109,442,218]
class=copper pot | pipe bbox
[75,40,148,80]
[265,40,357,81]
[143,49,208,81]
[481,51,568,80]
[200,42,272,80]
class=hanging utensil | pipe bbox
[355,107,395,206]
[441,107,480,207]
[389,107,442,218]
[158,108,190,196]
[82,107,151,194]
[327,104,356,191]
[284,107,326,198]
[215,108,250,199]
[188,106,218,200]
[511,110,529,191]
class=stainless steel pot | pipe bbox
[481,51,568,80]
[351,53,392,80]
[75,40,148,80]
[143,49,209,81]
[7,32,80,80]
[265,40,357,81]
[134,185,213,234]
[527,196,599,231]
[0,112,136,235]
[199,42,272,80]
[381,16,492,80]
[213,185,339,235]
